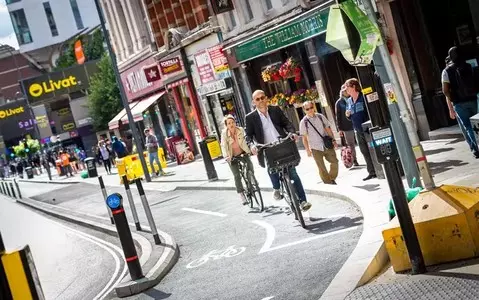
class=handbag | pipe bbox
[305,114,334,149]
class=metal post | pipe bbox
[13,179,22,199]
[106,193,143,280]
[98,176,114,224]
[93,0,151,183]
[9,183,16,199]
[135,179,161,245]
[45,163,52,181]
[1,181,5,194]
[6,183,11,197]
[361,0,435,190]
[384,160,426,274]
[122,175,141,231]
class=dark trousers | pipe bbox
[103,159,112,174]
[229,155,254,193]
[355,131,376,175]
[269,167,307,202]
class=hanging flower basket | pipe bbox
[279,57,302,82]
[262,65,281,82]
[289,89,307,106]
[270,93,290,107]
[305,86,319,102]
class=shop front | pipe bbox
[159,50,208,160]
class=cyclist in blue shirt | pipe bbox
[344,78,376,181]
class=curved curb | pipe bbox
[13,196,179,298]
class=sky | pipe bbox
[0,0,19,49]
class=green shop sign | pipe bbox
[234,10,329,62]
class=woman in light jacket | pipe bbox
[221,115,254,205]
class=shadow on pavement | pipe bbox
[424,147,455,156]
[428,160,469,175]
[446,138,465,145]
[306,216,363,235]
[144,288,172,299]
[353,184,381,192]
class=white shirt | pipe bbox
[299,113,331,151]
[441,69,449,83]
[257,109,280,144]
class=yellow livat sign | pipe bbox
[28,76,78,97]
[0,106,24,119]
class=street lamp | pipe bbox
[92,0,151,182]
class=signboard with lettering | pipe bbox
[22,60,98,103]
[370,126,399,164]
[32,105,53,139]
[159,56,183,75]
[234,10,329,62]
[120,56,163,102]
[208,45,230,79]
[0,100,35,140]
[194,50,216,84]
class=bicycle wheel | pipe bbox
[284,173,306,228]
[247,170,264,212]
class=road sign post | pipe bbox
[370,126,426,274]
[106,193,143,280]
[135,179,161,245]
[122,175,141,231]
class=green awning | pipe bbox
[325,0,382,66]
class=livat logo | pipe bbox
[0,106,24,119]
[29,76,78,97]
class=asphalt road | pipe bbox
[21,181,363,300]
[0,191,126,300]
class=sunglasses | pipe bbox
[304,106,314,111]
[254,95,267,102]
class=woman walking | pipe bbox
[98,142,112,174]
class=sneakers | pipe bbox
[240,193,248,205]
[273,189,282,200]
[363,174,377,181]
[300,201,312,211]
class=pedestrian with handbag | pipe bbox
[300,101,339,185]
[336,84,358,167]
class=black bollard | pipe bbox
[135,179,161,245]
[98,176,114,224]
[122,176,141,231]
[6,183,11,197]
[13,179,22,199]
[106,193,143,280]
[198,138,218,181]
[0,181,5,194]
[0,232,13,300]
[9,182,16,199]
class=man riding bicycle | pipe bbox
[245,90,312,211]
[221,115,254,205]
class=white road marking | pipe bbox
[44,218,128,300]
[182,208,227,217]
[253,220,360,254]
[186,245,246,269]
[261,297,275,300]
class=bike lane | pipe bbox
[22,182,363,300]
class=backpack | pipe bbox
[340,135,353,168]
[447,63,478,103]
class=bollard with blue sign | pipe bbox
[106,193,143,280]
[370,126,426,274]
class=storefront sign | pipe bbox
[208,45,230,77]
[195,50,216,84]
[210,0,234,15]
[120,56,163,102]
[32,105,52,139]
[144,65,161,83]
[159,56,183,75]
[0,100,35,140]
[197,79,228,96]
[234,10,329,62]
[22,60,98,103]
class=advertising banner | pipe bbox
[0,100,35,140]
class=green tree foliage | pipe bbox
[54,29,105,70]
[87,54,123,131]
[13,139,40,158]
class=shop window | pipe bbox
[10,9,32,45]
[69,0,84,30]
[43,2,59,37]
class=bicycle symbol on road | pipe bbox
[186,245,246,269]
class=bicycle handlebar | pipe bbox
[255,132,295,150]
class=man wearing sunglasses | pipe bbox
[245,90,312,211]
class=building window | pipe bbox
[43,2,58,36]
[228,10,237,30]
[264,0,273,11]
[6,0,21,4]
[243,0,254,22]
[10,9,32,45]
[69,0,84,30]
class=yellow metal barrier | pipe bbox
[1,245,44,299]
[118,148,167,183]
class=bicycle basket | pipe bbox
[264,139,301,173]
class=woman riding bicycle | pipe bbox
[221,115,254,206]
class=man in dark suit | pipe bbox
[245,90,312,211]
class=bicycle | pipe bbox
[257,133,306,228]
[231,154,264,212]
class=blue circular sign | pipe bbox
[106,193,122,209]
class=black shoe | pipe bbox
[353,160,359,167]
[473,151,479,159]
[363,174,377,181]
